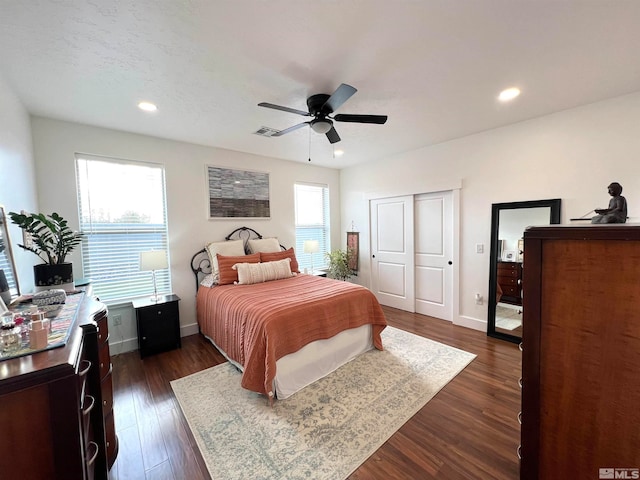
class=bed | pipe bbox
[191,227,387,400]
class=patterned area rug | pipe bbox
[171,326,476,480]
[496,305,522,331]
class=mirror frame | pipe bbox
[0,205,21,301]
[487,198,561,343]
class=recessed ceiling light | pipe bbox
[498,87,521,102]
[333,149,344,157]
[138,101,157,112]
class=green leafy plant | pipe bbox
[8,212,82,265]
[325,249,353,281]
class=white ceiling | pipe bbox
[1,1,640,168]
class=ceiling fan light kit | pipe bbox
[258,83,388,144]
[310,118,333,134]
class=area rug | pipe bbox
[496,305,522,331]
[171,326,476,480]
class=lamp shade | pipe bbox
[303,240,319,254]
[140,250,168,271]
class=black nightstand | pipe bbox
[132,294,181,358]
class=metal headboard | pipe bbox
[190,226,266,292]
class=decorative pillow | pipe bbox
[247,237,281,254]
[205,239,245,277]
[234,258,293,285]
[217,253,261,285]
[259,248,300,273]
[200,274,216,288]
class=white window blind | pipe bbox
[76,155,171,303]
[294,183,330,271]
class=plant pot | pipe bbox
[34,263,74,293]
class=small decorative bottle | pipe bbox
[1,321,21,354]
[30,319,49,350]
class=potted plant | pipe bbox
[325,249,353,281]
[9,211,82,292]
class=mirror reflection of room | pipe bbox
[495,207,552,335]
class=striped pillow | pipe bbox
[216,253,261,285]
[259,248,300,273]
[234,258,293,285]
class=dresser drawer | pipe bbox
[501,285,520,296]
[101,370,114,415]
[498,276,518,286]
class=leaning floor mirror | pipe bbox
[487,198,561,343]
[0,205,21,306]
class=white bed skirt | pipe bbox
[274,324,373,399]
[205,324,374,400]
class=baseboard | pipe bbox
[455,315,486,332]
[181,322,200,337]
[109,337,139,355]
[109,322,201,356]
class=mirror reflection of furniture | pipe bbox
[303,240,319,274]
[487,199,561,343]
[0,205,20,302]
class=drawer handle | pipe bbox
[518,377,523,389]
[517,445,522,460]
[79,360,91,377]
[87,441,99,466]
[82,395,96,416]
[518,342,523,352]
[517,411,522,425]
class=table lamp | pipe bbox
[303,240,319,274]
[140,250,168,302]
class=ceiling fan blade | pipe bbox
[271,122,310,136]
[258,102,310,117]
[326,126,341,144]
[322,84,357,113]
[334,114,388,124]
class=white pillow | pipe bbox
[205,239,245,277]
[200,274,216,288]
[234,258,293,285]
[247,237,281,254]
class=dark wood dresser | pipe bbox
[520,224,640,479]
[497,261,523,305]
[0,293,118,479]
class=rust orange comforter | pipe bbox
[196,275,387,397]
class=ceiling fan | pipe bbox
[258,83,388,144]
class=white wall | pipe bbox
[0,73,39,293]
[341,91,640,332]
[31,117,341,353]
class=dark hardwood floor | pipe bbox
[108,307,521,480]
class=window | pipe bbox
[294,183,330,271]
[76,155,171,303]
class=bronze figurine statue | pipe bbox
[591,182,627,224]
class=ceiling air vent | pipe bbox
[253,126,280,137]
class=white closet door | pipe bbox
[414,191,453,321]
[370,196,415,311]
